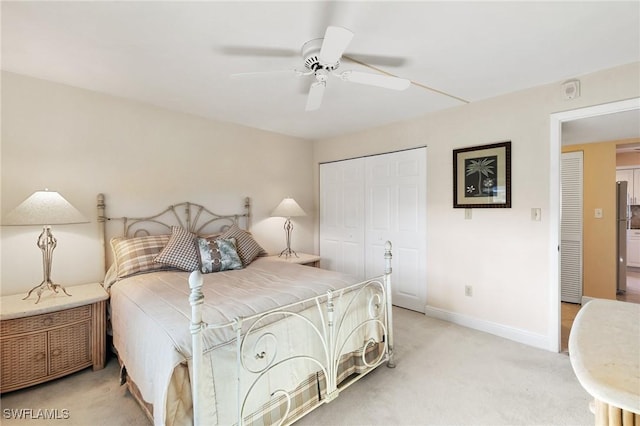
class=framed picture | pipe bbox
[453,141,511,208]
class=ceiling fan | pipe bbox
[231,26,411,111]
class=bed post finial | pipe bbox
[189,271,205,426]
[384,241,395,368]
[97,194,107,274]
[97,193,105,222]
[244,197,251,230]
[384,241,392,275]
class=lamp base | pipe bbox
[278,248,299,259]
[23,280,71,304]
[279,218,299,259]
[22,225,72,304]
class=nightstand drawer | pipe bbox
[0,333,48,388]
[49,321,92,374]
[1,305,91,335]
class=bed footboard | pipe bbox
[189,242,394,426]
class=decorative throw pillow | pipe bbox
[218,224,267,266]
[197,237,243,273]
[154,226,200,271]
[111,234,175,279]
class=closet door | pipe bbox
[320,148,427,312]
[365,148,427,312]
[561,151,583,304]
[319,158,366,279]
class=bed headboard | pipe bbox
[97,193,251,272]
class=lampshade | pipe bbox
[271,198,306,218]
[3,190,88,226]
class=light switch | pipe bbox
[465,208,472,220]
[595,208,603,219]
[531,208,541,221]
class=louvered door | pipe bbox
[561,151,583,303]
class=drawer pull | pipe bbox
[51,349,61,357]
[42,317,54,326]
[34,352,45,362]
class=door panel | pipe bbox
[320,159,366,279]
[364,148,427,312]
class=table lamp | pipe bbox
[271,197,306,258]
[3,189,89,303]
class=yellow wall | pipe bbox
[562,141,617,300]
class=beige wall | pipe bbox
[313,62,640,349]
[562,142,617,300]
[2,62,638,348]
[1,71,314,296]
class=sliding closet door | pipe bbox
[320,148,427,312]
[365,148,427,312]
[319,158,366,278]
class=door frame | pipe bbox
[549,97,640,352]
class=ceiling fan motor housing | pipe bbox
[302,38,339,72]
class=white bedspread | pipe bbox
[109,258,359,425]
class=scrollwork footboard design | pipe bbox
[189,242,394,426]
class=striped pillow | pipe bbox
[111,234,174,279]
[219,224,267,266]
[154,226,200,271]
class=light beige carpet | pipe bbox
[1,308,593,425]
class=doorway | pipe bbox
[550,98,640,352]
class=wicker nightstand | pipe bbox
[0,283,108,393]
[263,253,321,268]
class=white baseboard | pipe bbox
[423,305,549,350]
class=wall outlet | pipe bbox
[465,285,473,297]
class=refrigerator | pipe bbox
[617,181,628,294]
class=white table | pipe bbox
[569,299,640,425]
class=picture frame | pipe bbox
[453,141,511,208]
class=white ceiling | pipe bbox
[563,109,640,146]
[2,1,639,140]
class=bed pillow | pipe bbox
[218,224,267,266]
[154,226,200,271]
[197,237,243,273]
[111,234,175,279]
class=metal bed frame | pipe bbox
[98,194,394,425]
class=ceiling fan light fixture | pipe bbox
[314,69,329,82]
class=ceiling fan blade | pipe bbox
[219,46,298,57]
[230,69,306,79]
[319,26,354,64]
[305,82,326,111]
[340,70,411,91]
[343,53,407,67]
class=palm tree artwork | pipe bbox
[465,155,497,197]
